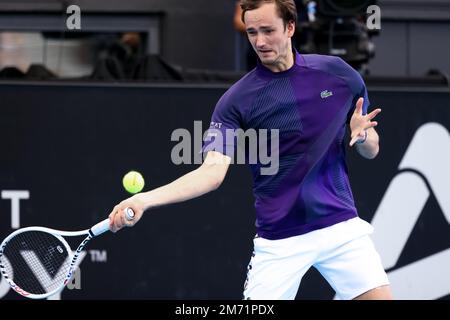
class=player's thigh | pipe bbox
[314,235,389,300]
[353,284,393,300]
[243,235,316,300]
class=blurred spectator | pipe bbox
[0,31,93,78]
[0,32,31,73]
[233,1,258,70]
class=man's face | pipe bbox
[244,2,295,69]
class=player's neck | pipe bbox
[263,51,295,73]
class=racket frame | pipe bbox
[0,208,133,299]
[0,222,104,299]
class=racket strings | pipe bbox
[1,231,70,295]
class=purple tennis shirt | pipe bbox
[202,50,369,240]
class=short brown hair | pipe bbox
[240,0,298,28]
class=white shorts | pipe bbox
[243,217,390,300]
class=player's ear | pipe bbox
[286,20,295,37]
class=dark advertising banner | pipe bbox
[0,83,448,300]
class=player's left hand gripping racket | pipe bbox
[0,207,135,299]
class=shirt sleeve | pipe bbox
[201,91,243,158]
[343,61,370,123]
[354,79,370,115]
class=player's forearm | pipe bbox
[136,166,223,210]
[356,128,379,159]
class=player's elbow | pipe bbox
[200,152,230,191]
[210,177,222,191]
[198,164,226,191]
[210,171,226,191]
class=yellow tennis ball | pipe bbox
[122,171,145,194]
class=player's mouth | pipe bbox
[258,50,274,59]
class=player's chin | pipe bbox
[258,55,277,65]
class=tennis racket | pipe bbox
[0,207,135,299]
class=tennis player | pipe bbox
[109,0,392,300]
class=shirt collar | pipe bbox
[256,49,304,78]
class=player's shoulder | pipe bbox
[301,53,365,93]
[228,69,259,93]
[302,53,343,65]
[301,54,356,76]
[218,69,259,104]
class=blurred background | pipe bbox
[0,0,449,82]
[0,0,449,300]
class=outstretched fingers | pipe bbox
[367,108,381,120]
[349,134,362,147]
[361,108,381,131]
[354,97,364,115]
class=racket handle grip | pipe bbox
[91,218,111,236]
[89,218,109,237]
[91,208,135,236]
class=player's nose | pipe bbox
[255,34,266,48]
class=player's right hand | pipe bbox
[108,194,146,233]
